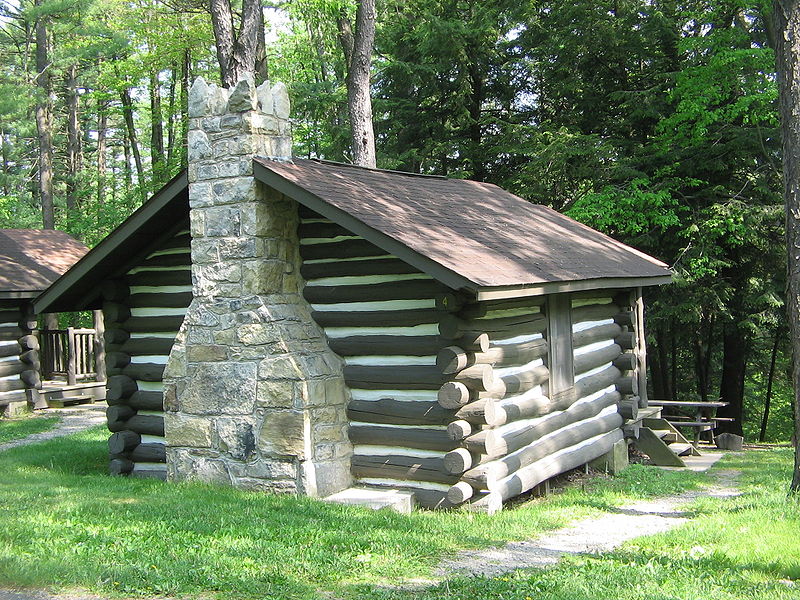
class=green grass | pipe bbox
[0,414,60,444]
[346,449,800,600]
[0,426,709,599]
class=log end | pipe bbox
[438,381,471,409]
[447,481,475,505]
[443,447,474,474]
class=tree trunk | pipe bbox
[1,129,9,197]
[345,0,377,167]
[65,63,81,211]
[651,323,671,400]
[120,88,144,192]
[149,71,165,186]
[166,64,178,169]
[180,47,190,169]
[670,318,678,401]
[467,59,485,181]
[122,131,132,191]
[97,99,107,205]
[34,1,54,229]
[760,327,782,442]
[694,314,715,402]
[209,0,267,88]
[774,0,800,492]
[716,321,747,436]
[337,8,354,69]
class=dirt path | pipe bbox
[0,404,107,453]
[437,469,741,577]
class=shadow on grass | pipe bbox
[0,428,729,600]
[0,428,575,599]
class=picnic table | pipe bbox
[647,400,731,447]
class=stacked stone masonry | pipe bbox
[163,76,352,498]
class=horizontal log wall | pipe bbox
[104,226,191,480]
[0,304,37,409]
[300,209,456,508]
[441,291,636,512]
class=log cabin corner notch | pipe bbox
[33,75,672,511]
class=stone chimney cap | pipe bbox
[188,76,290,119]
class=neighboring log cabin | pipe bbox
[34,76,672,512]
[0,229,88,416]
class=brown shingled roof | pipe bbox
[0,229,88,297]
[254,158,672,296]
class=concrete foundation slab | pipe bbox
[657,450,727,472]
[324,487,415,514]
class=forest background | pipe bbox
[0,0,789,442]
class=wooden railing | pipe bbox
[40,328,97,385]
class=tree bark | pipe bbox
[166,64,177,169]
[760,328,782,442]
[694,314,715,402]
[209,0,267,88]
[1,129,9,197]
[774,0,800,492]
[120,88,144,192]
[97,99,107,205]
[34,0,54,229]
[670,318,678,401]
[716,321,747,436]
[344,0,377,167]
[467,59,485,181]
[180,46,191,169]
[337,7,354,69]
[65,63,81,211]
[149,71,165,185]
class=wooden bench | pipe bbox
[648,400,729,446]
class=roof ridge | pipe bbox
[303,158,449,180]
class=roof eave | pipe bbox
[0,291,38,300]
[33,171,189,314]
[475,274,674,301]
[254,159,478,293]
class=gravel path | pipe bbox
[0,404,107,453]
[437,468,741,577]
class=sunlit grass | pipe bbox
[345,449,800,600]
[0,414,59,445]
[0,426,708,599]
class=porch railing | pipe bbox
[40,328,98,385]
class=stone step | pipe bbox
[46,394,95,409]
[669,442,694,457]
[650,429,679,443]
[323,487,415,514]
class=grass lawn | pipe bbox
[0,428,795,600]
[0,413,60,444]
[347,449,800,600]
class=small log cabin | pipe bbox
[34,76,672,512]
[0,229,88,416]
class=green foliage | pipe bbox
[0,0,789,436]
[568,177,682,237]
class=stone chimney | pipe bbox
[163,76,352,497]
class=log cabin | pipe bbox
[33,76,673,512]
[0,229,88,416]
